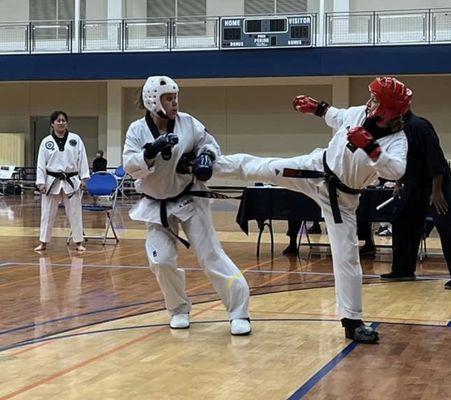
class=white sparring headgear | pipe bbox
[142,76,179,116]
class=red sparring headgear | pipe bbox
[367,77,413,124]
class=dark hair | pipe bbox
[136,86,145,110]
[50,111,69,124]
[97,150,104,156]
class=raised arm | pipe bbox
[123,124,156,179]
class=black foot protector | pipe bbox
[341,318,379,344]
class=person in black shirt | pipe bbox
[283,219,322,255]
[380,111,451,289]
[92,150,107,173]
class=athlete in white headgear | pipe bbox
[214,77,412,344]
[123,76,251,335]
[142,75,179,118]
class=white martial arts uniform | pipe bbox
[36,132,90,244]
[123,112,250,319]
[214,105,407,320]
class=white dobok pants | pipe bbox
[145,198,250,320]
[215,153,363,320]
[39,190,84,244]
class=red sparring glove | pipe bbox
[292,95,329,117]
[347,127,382,161]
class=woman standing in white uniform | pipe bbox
[214,77,412,343]
[123,76,251,335]
[35,111,90,253]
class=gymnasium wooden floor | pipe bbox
[0,194,450,399]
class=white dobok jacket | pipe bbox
[123,112,220,224]
[36,132,90,195]
[323,105,407,188]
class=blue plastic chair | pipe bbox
[67,172,119,245]
[114,165,127,198]
[114,165,126,178]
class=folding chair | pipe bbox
[114,165,127,199]
[67,172,119,245]
[419,216,435,261]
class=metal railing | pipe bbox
[0,20,72,53]
[325,9,451,46]
[0,9,449,54]
[80,17,218,52]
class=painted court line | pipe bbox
[287,322,380,399]
[0,299,225,400]
[288,320,450,399]
[7,317,448,354]
[2,262,448,281]
[0,256,288,357]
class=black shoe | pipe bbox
[282,244,298,256]
[307,225,322,234]
[376,225,391,236]
[359,244,376,258]
[380,272,416,281]
[341,318,379,344]
[445,280,451,290]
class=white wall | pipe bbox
[1,75,450,168]
[124,83,332,157]
[0,82,106,165]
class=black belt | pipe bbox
[143,182,242,248]
[282,152,361,223]
[46,170,79,198]
[322,153,361,223]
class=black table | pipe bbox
[236,186,395,257]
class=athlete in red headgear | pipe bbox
[367,76,413,124]
[214,77,412,344]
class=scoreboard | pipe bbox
[220,15,313,50]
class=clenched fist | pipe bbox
[292,95,329,117]
[347,126,381,161]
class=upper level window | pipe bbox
[147,0,207,35]
[244,0,307,15]
[30,0,75,21]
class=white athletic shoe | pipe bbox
[170,314,190,329]
[34,243,47,252]
[231,319,252,336]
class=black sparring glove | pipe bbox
[143,133,178,160]
[193,150,215,181]
[176,152,196,174]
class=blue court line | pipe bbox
[0,318,355,353]
[0,319,236,352]
[0,322,170,352]
[0,280,336,337]
[0,281,333,336]
[0,299,163,336]
[0,281,321,337]
[2,318,450,354]
[2,262,449,282]
[0,289,221,337]
[287,322,380,400]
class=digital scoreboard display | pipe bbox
[221,15,312,49]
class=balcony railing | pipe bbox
[0,9,450,54]
[0,20,72,53]
[325,9,451,46]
